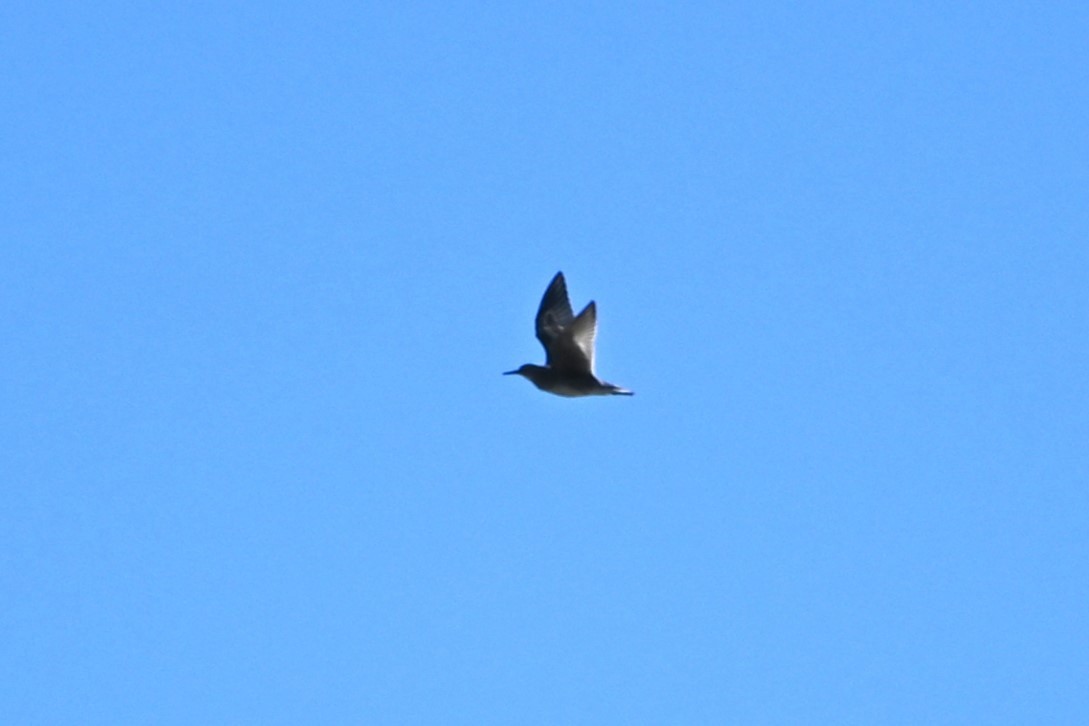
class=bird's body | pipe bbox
[505,272,633,397]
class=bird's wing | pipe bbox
[568,301,597,372]
[545,301,596,373]
[535,272,575,354]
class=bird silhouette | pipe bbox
[504,272,633,397]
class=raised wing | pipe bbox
[567,301,597,372]
[534,272,598,373]
[535,272,575,351]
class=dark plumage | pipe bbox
[504,272,633,397]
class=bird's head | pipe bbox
[503,364,535,378]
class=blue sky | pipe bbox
[3,2,1087,723]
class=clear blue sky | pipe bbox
[3,2,1087,723]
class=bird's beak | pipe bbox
[502,369,519,376]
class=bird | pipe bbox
[504,272,633,397]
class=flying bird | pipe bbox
[504,272,633,397]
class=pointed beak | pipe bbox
[502,369,519,376]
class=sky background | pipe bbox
[3,2,1088,723]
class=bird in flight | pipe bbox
[504,272,633,397]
